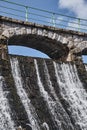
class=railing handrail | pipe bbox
[1,0,87,22]
[0,0,87,32]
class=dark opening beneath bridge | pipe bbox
[82,55,87,63]
[8,46,50,59]
[82,48,87,63]
[8,34,69,60]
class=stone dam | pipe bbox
[0,16,87,130]
[0,55,87,130]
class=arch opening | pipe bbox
[8,34,69,60]
[82,55,87,63]
[81,48,87,63]
[8,46,50,59]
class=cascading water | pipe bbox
[43,61,74,129]
[53,62,87,130]
[10,57,40,130]
[85,64,87,71]
[6,55,87,130]
[0,76,15,130]
[34,59,74,130]
[42,122,49,130]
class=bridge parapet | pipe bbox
[0,16,87,61]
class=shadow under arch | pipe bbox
[82,48,87,63]
[8,34,69,60]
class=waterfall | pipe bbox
[43,61,74,128]
[43,61,58,100]
[10,57,40,130]
[42,122,49,130]
[34,59,74,130]
[0,76,15,130]
[34,59,62,129]
[9,55,87,130]
[53,62,87,129]
[85,64,87,71]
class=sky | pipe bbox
[0,0,87,62]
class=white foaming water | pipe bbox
[54,62,87,129]
[85,64,87,71]
[34,59,68,130]
[43,61,58,100]
[34,59,62,129]
[10,57,40,130]
[0,76,15,130]
[43,61,74,129]
[42,122,49,130]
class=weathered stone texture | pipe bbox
[0,54,86,130]
[0,16,87,61]
[0,16,87,130]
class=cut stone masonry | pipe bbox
[0,16,87,62]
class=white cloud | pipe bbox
[58,0,87,32]
[58,0,87,19]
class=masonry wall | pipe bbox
[0,54,87,130]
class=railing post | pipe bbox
[25,6,28,21]
[78,18,80,31]
[52,13,56,27]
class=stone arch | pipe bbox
[81,47,87,63]
[2,16,87,61]
[8,34,69,60]
[82,48,87,55]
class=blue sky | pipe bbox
[0,0,87,62]
[8,0,64,59]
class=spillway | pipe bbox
[0,55,87,130]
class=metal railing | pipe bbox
[0,0,87,32]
